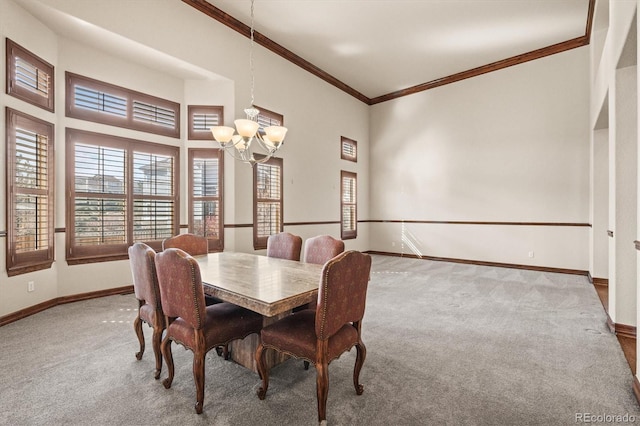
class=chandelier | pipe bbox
[210,0,288,165]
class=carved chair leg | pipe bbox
[353,340,366,395]
[255,343,269,399]
[161,337,174,389]
[215,344,230,360]
[133,315,144,360]
[152,327,163,380]
[193,349,206,414]
[315,362,329,423]
[223,344,230,360]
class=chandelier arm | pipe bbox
[220,145,257,166]
[255,133,279,154]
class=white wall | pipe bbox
[0,0,60,314]
[589,0,640,383]
[369,47,590,270]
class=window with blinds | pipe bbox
[74,85,127,117]
[341,171,357,239]
[6,108,55,276]
[254,105,284,134]
[66,72,180,138]
[6,39,55,112]
[253,157,283,250]
[189,149,224,251]
[188,105,224,140]
[66,129,179,263]
[341,136,357,162]
[132,152,176,241]
[132,101,177,129]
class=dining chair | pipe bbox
[302,235,345,265]
[163,233,223,307]
[295,235,346,330]
[266,232,302,261]
[155,248,263,414]
[128,242,165,380]
[162,233,208,255]
[255,250,372,423]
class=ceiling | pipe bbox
[14,0,594,105]
[197,0,594,103]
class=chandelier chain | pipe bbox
[249,0,255,107]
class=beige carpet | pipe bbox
[0,254,638,425]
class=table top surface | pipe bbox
[195,252,323,317]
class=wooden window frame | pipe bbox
[341,136,357,162]
[254,104,284,131]
[253,156,283,250]
[6,108,55,276]
[65,128,180,264]
[188,105,224,140]
[341,170,357,240]
[6,38,55,112]
[65,72,180,138]
[188,148,224,251]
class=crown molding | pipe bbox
[183,0,595,105]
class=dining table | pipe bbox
[194,251,323,372]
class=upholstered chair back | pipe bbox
[266,232,302,261]
[303,235,345,265]
[315,250,372,340]
[155,248,207,330]
[162,233,208,255]
[129,242,161,310]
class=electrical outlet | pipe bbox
[28,281,35,292]
[528,251,535,258]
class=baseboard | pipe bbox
[592,277,609,287]
[633,376,640,406]
[0,285,134,327]
[365,250,589,276]
[616,323,638,339]
[606,313,637,339]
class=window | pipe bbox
[341,171,357,239]
[188,105,223,140]
[66,128,179,263]
[6,39,54,112]
[65,72,180,138]
[5,108,55,276]
[254,157,283,250]
[341,136,357,162]
[255,104,284,132]
[189,148,224,251]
